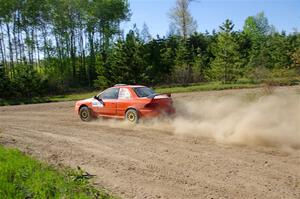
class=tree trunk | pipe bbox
[16,11,24,63]
[88,30,95,87]
[31,28,36,67]
[79,29,86,84]
[25,29,32,66]
[13,16,19,65]
[70,29,76,83]
[55,34,64,86]
[6,23,14,77]
[35,30,40,67]
[0,21,6,66]
[42,25,49,60]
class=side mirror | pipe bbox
[94,95,103,103]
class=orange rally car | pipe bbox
[75,84,175,123]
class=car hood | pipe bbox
[76,98,93,105]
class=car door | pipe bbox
[95,87,119,116]
[116,88,133,117]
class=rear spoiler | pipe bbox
[147,93,171,99]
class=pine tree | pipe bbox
[211,19,242,83]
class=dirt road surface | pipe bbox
[0,87,299,199]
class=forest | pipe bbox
[0,0,299,99]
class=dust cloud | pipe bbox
[91,88,300,150]
[172,89,300,150]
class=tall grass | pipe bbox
[0,146,114,199]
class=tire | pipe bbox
[79,106,92,122]
[125,109,139,123]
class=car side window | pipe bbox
[99,88,119,99]
[118,88,131,100]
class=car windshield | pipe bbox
[133,87,155,98]
[98,87,119,99]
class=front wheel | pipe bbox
[79,106,92,122]
[125,109,139,123]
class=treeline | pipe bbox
[100,15,300,87]
[0,0,299,99]
[0,0,130,98]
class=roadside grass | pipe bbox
[155,81,258,94]
[0,82,258,106]
[1,78,299,106]
[50,82,260,100]
[0,145,115,199]
[0,92,96,106]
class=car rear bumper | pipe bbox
[139,107,175,118]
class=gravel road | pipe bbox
[0,87,299,199]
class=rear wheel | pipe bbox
[79,106,92,122]
[125,109,139,123]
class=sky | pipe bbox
[121,0,300,36]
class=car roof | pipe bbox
[113,85,145,88]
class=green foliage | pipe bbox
[95,30,147,87]
[0,146,114,199]
[211,19,242,83]
[2,77,300,106]
[173,41,193,84]
[0,4,299,100]
[291,48,300,74]
[0,0,130,96]
[0,64,48,99]
[10,65,48,99]
[243,12,271,37]
[0,66,10,98]
[243,12,273,70]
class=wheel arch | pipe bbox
[125,107,140,116]
[125,107,140,123]
[79,104,96,117]
[78,104,88,113]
